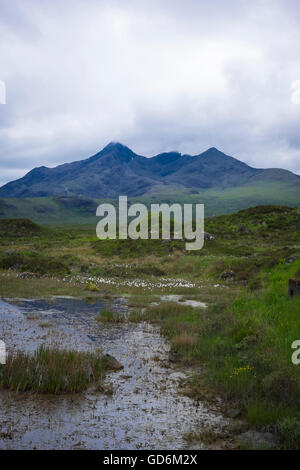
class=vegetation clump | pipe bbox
[96,310,124,323]
[0,346,107,394]
[0,251,70,275]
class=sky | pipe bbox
[0,0,300,186]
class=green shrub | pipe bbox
[0,252,70,275]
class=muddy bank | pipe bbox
[0,297,228,450]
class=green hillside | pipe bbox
[0,180,299,225]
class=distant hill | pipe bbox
[0,142,299,199]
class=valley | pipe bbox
[0,206,300,449]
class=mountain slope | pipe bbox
[0,142,299,199]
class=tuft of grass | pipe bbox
[0,345,107,394]
[38,322,53,328]
[172,331,198,352]
[128,293,158,307]
[96,310,124,323]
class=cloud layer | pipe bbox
[0,0,300,185]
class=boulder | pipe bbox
[285,254,300,264]
[220,270,235,281]
[204,232,215,240]
[105,354,123,371]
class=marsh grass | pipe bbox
[188,260,300,446]
[246,400,296,426]
[172,331,198,352]
[129,302,203,360]
[128,293,158,307]
[0,345,106,394]
[279,417,300,449]
[0,273,96,298]
[96,309,124,323]
[128,258,300,448]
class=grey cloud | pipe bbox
[0,0,300,186]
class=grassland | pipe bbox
[0,206,300,447]
[0,180,299,225]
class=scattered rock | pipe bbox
[104,354,123,371]
[220,270,235,281]
[16,272,41,279]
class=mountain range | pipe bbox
[0,142,299,199]
[0,142,299,223]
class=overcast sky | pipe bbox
[0,0,300,186]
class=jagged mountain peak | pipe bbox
[0,143,298,199]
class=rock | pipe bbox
[168,351,182,363]
[169,372,186,381]
[289,278,300,297]
[104,354,123,371]
[204,232,215,240]
[17,272,41,279]
[220,270,235,281]
[285,254,300,264]
[236,431,279,449]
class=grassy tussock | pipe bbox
[96,310,124,323]
[0,346,106,394]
